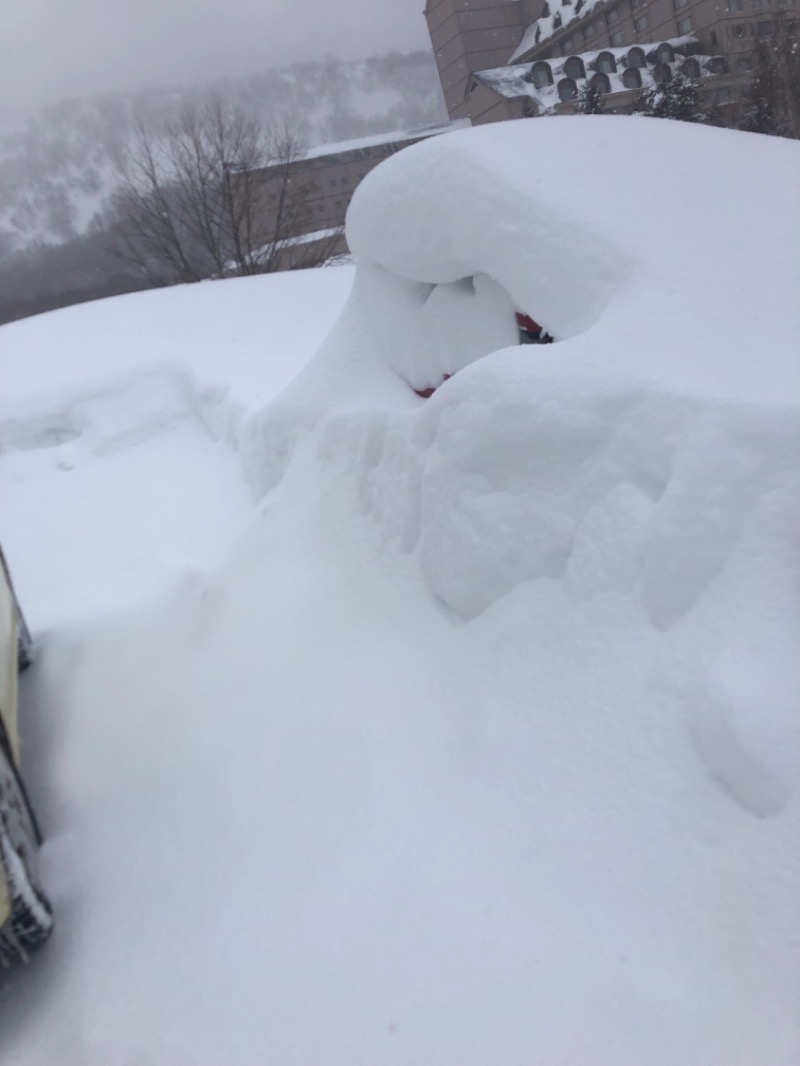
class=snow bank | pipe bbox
[239,117,800,1060]
[247,117,800,621]
[1,268,353,421]
[0,269,352,627]
[346,116,800,402]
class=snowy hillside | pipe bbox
[0,51,446,251]
[0,117,798,1065]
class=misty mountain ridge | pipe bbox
[0,50,446,253]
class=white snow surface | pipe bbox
[0,268,353,628]
[1,117,799,1065]
[303,118,470,159]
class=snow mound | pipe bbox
[346,116,799,402]
[239,119,800,1057]
[246,117,800,620]
[0,269,353,627]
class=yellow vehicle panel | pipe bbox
[0,860,8,928]
[0,560,19,931]
[0,548,52,957]
[0,565,20,764]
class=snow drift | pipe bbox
[245,117,800,622]
[0,117,798,1065]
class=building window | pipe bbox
[674,0,690,8]
[597,50,618,71]
[590,71,611,93]
[751,0,763,7]
[757,18,773,32]
[622,65,643,87]
[709,29,718,45]
[681,56,701,77]
[657,42,675,61]
[341,176,349,185]
[735,52,752,67]
[329,179,336,187]
[557,76,578,100]
[627,45,646,66]
[633,13,649,29]
[653,61,672,82]
[716,87,732,102]
[564,55,586,78]
[610,29,625,43]
[777,0,794,8]
[731,21,746,34]
[725,0,744,10]
[678,15,692,30]
[583,22,594,39]
[607,6,619,21]
[531,61,554,86]
[560,35,574,53]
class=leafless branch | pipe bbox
[106,95,336,285]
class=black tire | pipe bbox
[0,822,53,958]
[0,744,52,960]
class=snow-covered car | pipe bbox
[0,547,52,961]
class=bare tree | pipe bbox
[574,81,606,115]
[107,95,344,286]
[738,14,800,138]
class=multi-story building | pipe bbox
[425,0,539,119]
[237,121,465,269]
[423,0,774,122]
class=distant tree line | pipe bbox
[0,96,340,326]
[0,50,446,254]
[106,95,343,287]
[0,49,447,324]
[0,229,151,326]
[737,14,800,136]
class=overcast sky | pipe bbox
[0,0,432,116]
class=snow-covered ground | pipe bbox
[0,269,353,629]
[0,116,798,1065]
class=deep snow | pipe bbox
[0,117,798,1065]
[0,268,353,628]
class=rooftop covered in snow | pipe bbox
[303,119,470,161]
[475,38,727,107]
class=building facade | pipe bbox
[239,123,465,268]
[424,0,781,122]
[424,0,540,118]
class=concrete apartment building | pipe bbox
[240,122,464,269]
[283,129,447,234]
[424,0,778,122]
[425,0,539,119]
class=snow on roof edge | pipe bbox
[479,36,707,100]
[303,119,471,161]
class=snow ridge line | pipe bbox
[0,367,245,460]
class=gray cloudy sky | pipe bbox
[1,0,431,115]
